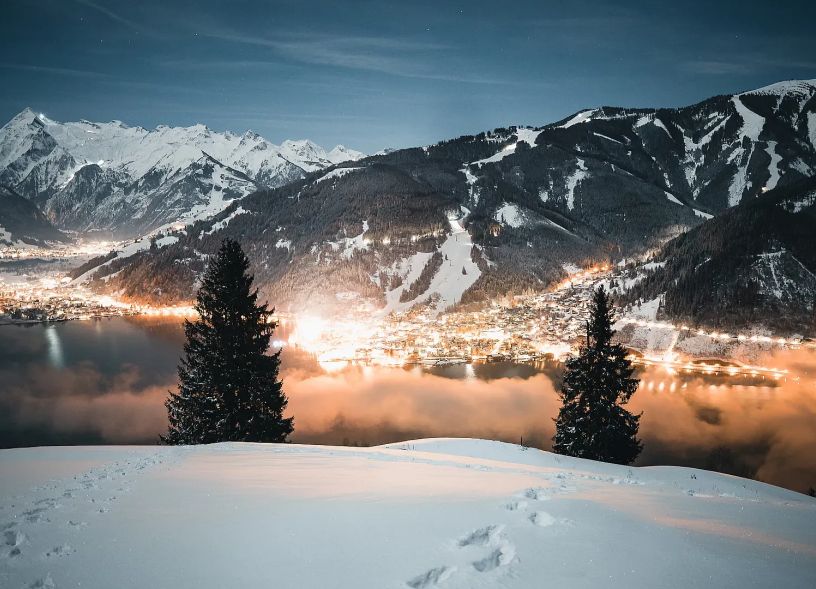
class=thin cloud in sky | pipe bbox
[74,0,142,32]
[679,61,754,75]
[0,63,110,79]
[201,30,527,85]
[679,56,816,76]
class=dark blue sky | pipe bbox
[1,0,814,152]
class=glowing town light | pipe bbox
[289,315,328,348]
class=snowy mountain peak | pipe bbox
[740,79,816,98]
[0,110,365,235]
[328,144,366,164]
[2,108,40,131]
[281,138,324,156]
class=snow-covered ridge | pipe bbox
[739,79,816,97]
[558,109,597,129]
[0,439,812,589]
[314,166,363,184]
[3,109,365,179]
[0,109,365,235]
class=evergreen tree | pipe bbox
[553,286,642,464]
[162,239,293,444]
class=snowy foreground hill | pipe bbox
[1,439,814,588]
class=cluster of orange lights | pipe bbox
[630,354,788,379]
[550,264,611,291]
[619,318,814,349]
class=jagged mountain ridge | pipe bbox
[82,80,816,319]
[0,109,365,236]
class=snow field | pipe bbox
[1,439,814,589]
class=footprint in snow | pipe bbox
[523,487,551,501]
[458,525,504,547]
[406,566,457,588]
[22,507,50,524]
[458,525,517,572]
[473,544,516,572]
[3,529,26,559]
[25,574,56,589]
[529,511,557,527]
[43,543,74,559]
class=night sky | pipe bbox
[1,0,814,152]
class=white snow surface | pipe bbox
[664,191,683,205]
[460,167,480,206]
[383,217,481,315]
[739,79,816,97]
[336,220,370,260]
[558,109,597,128]
[728,96,766,206]
[629,295,662,320]
[204,207,248,235]
[0,439,813,589]
[494,202,527,228]
[0,109,365,233]
[32,116,363,179]
[808,112,816,155]
[470,127,541,167]
[513,127,542,147]
[314,166,363,184]
[592,132,622,144]
[565,158,588,210]
[73,235,179,283]
[764,141,782,192]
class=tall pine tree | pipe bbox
[162,239,293,444]
[553,286,642,464]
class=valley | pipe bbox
[10,79,807,337]
[3,4,816,588]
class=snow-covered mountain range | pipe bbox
[0,109,364,236]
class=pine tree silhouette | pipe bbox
[553,286,642,464]
[162,239,293,444]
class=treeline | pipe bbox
[69,251,117,279]
[400,251,443,302]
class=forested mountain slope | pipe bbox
[0,185,67,246]
[77,80,816,318]
[624,177,816,334]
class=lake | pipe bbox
[1,317,814,493]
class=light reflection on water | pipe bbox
[0,317,814,493]
[43,324,65,369]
